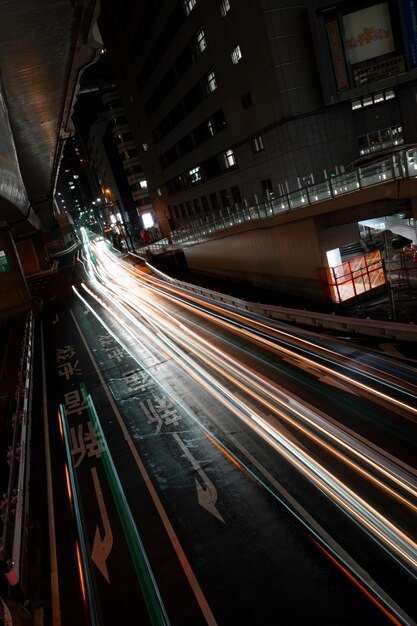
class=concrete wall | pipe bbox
[184,218,326,300]
[15,240,40,276]
[0,226,31,324]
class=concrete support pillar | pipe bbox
[0,222,31,323]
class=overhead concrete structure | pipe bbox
[0,0,101,237]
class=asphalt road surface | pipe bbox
[39,235,417,625]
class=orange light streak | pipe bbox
[75,541,87,605]
[309,536,404,626]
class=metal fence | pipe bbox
[325,250,385,303]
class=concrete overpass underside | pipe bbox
[0,0,100,322]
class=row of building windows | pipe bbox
[144,26,208,117]
[169,184,241,220]
[114,130,133,145]
[109,114,128,129]
[351,89,396,110]
[220,0,231,17]
[128,0,182,67]
[159,109,227,168]
[136,196,152,207]
[165,147,236,194]
[358,125,403,156]
[124,0,230,96]
[168,177,283,222]
[182,0,196,16]
[152,69,217,143]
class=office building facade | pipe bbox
[99,0,417,236]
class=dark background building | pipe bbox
[97,0,417,235]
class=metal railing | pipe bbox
[0,311,34,587]
[145,261,417,342]
[144,147,417,253]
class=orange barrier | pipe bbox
[326,250,385,303]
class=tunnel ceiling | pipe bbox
[0,0,100,235]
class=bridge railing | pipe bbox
[160,147,417,248]
[145,261,417,342]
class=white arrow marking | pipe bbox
[91,467,113,583]
[173,432,225,523]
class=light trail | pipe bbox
[73,232,417,626]
[93,240,417,419]
[87,242,417,498]
[95,272,417,516]
[73,241,417,580]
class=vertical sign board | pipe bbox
[326,20,349,91]
[0,250,11,273]
[403,0,417,67]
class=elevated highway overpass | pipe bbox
[0,0,100,322]
[146,149,417,304]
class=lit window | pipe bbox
[223,149,235,168]
[220,0,230,16]
[206,70,217,93]
[196,28,207,53]
[188,166,202,183]
[183,0,196,15]
[140,180,148,189]
[252,136,264,152]
[351,100,362,110]
[385,89,395,100]
[142,212,154,228]
[231,45,242,65]
[374,93,384,103]
[363,96,373,107]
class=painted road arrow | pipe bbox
[173,432,225,523]
[91,466,113,583]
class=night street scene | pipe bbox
[2,0,417,624]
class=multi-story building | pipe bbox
[101,89,153,221]
[99,0,417,238]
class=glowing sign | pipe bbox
[0,250,10,273]
[343,3,394,65]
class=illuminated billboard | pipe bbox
[343,3,395,65]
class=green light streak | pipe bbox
[80,381,170,626]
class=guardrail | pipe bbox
[143,261,417,343]
[142,147,417,254]
[0,310,34,587]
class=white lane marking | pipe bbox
[91,467,113,583]
[70,309,218,626]
[172,432,225,523]
[283,354,360,395]
[187,393,412,625]
[379,343,404,359]
[41,322,61,626]
[319,376,359,396]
